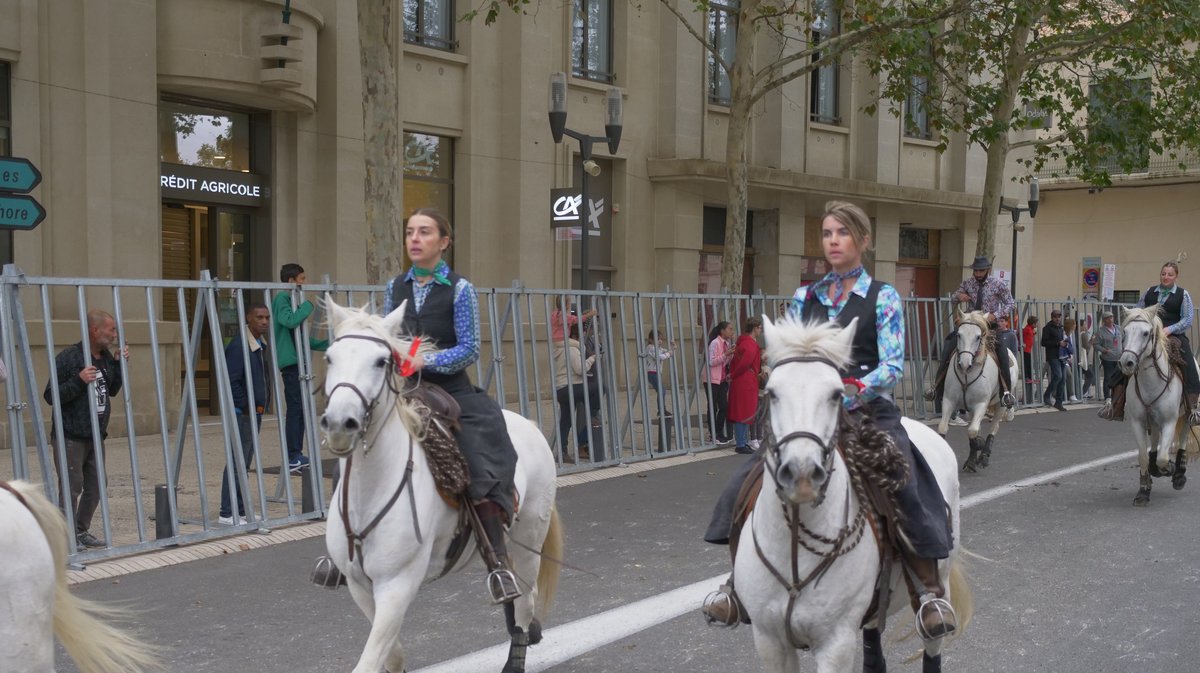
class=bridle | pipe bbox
[1121,318,1175,409]
[754,353,867,650]
[951,322,989,391]
[324,333,410,455]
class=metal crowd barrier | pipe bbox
[1,262,1192,562]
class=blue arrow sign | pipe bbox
[0,193,47,230]
[0,157,42,194]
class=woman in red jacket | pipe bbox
[1022,315,1039,383]
[726,317,763,455]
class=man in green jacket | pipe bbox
[273,263,328,472]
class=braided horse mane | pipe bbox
[1122,305,1170,355]
[765,317,854,370]
[324,303,439,441]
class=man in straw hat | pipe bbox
[925,256,1017,408]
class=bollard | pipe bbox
[301,464,315,514]
[154,484,175,540]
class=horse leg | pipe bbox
[750,629,801,673]
[1173,445,1189,490]
[978,408,1002,469]
[1133,471,1152,506]
[351,580,419,673]
[811,627,857,673]
[1155,418,1177,477]
[862,627,887,673]
[962,435,981,473]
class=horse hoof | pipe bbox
[962,459,977,473]
[1173,473,1187,491]
[1133,491,1151,506]
[977,453,990,469]
[528,618,543,645]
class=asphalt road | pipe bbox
[63,406,1200,673]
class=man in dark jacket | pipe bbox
[219,303,271,526]
[44,309,128,548]
[1041,309,1067,410]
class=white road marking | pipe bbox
[413,450,1137,673]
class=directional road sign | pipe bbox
[0,157,42,193]
[0,193,47,230]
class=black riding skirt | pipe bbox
[434,371,518,517]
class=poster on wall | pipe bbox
[1081,256,1102,300]
[1102,263,1116,301]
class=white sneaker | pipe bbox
[748,439,762,450]
[1069,396,1079,402]
[218,515,248,526]
[948,415,968,427]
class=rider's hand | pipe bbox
[406,353,426,373]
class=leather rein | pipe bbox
[754,354,868,650]
[951,323,991,393]
[327,333,424,572]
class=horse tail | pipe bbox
[9,481,159,673]
[947,554,974,634]
[536,506,564,617]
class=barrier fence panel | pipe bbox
[3,263,1190,562]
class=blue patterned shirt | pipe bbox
[383,260,481,375]
[1136,285,1194,336]
[788,271,905,407]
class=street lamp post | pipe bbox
[998,177,1040,299]
[548,72,623,291]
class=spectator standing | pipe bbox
[553,325,599,461]
[705,321,736,443]
[1041,309,1067,410]
[1093,310,1122,405]
[272,263,329,473]
[1078,316,1094,399]
[726,317,763,455]
[219,304,271,526]
[1022,315,1039,383]
[644,331,674,416]
[1062,317,1079,402]
[44,310,129,548]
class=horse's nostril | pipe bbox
[343,417,360,432]
[777,461,797,486]
[810,464,827,484]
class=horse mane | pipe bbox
[326,305,440,440]
[765,318,853,370]
[1122,305,1170,353]
[958,310,990,332]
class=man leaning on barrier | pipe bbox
[44,309,130,549]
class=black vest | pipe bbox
[1144,285,1185,328]
[802,280,884,378]
[389,270,470,386]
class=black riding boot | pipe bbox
[901,553,957,641]
[476,501,522,604]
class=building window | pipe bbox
[573,0,614,83]
[159,99,253,171]
[810,0,840,125]
[403,132,455,266]
[0,62,13,265]
[707,0,737,106]
[404,0,455,51]
[1089,76,1151,173]
[904,40,933,140]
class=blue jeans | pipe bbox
[733,422,749,448]
[1045,358,1066,405]
[220,413,261,518]
[281,365,305,460]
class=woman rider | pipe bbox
[311,208,521,602]
[702,201,956,639]
[1104,260,1200,424]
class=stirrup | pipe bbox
[1001,391,1015,408]
[701,583,743,627]
[487,566,522,604]
[310,555,347,590]
[923,388,937,402]
[1190,408,1200,426]
[914,594,958,641]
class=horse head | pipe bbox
[761,314,856,505]
[1119,305,1165,377]
[319,295,426,455]
[955,311,989,373]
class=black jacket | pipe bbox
[226,329,269,415]
[43,342,124,440]
[1041,322,1065,360]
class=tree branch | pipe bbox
[658,0,729,74]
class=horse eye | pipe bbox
[831,391,842,403]
[324,354,332,365]
[375,357,388,368]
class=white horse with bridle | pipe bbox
[938,311,1018,472]
[318,297,563,673]
[738,316,971,673]
[0,479,157,673]
[1119,306,1190,505]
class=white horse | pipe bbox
[1119,306,1190,505]
[318,297,563,673]
[738,316,971,673]
[937,311,1018,472]
[0,479,157,673]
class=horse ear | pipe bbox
[324,293,352,331]
[762,314,775,348]
[382,299,408,336]
[841,317,860,347]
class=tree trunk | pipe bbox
[358,0,403,284]
[975,18,1032,260]
[719,0,759,295]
